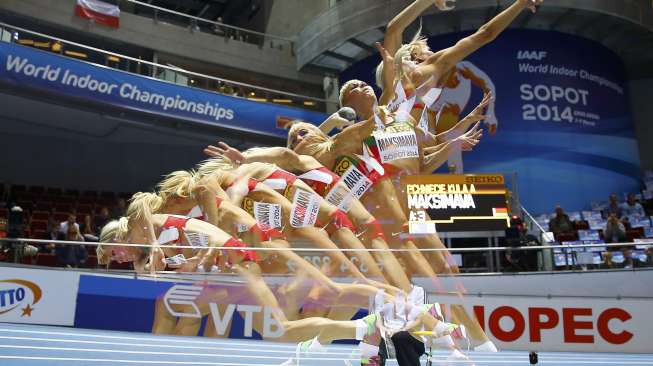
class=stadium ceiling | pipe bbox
[297,0,653,80]
[132,0,263,27]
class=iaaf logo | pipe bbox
[517,50,548,60]
[0,279,42,317]
[163,285,284,338]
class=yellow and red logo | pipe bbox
[0,279,42,317]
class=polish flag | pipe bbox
[75,0,120,28]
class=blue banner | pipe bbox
[0,42,326,138]
[75,274,365,341]
[341,29,641,214]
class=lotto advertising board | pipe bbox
[0,266,79,326]
[403,174,509,233]
[341,29,640,213]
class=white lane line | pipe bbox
[0,355,282,365]
[0,344,357,361]
[0,328,299,349]
[0,335,356,356]
[0,343,540,363]
[0,355,536,365]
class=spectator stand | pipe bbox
[0,183,133,270]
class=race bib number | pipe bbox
[183,232,210,248]
[339,165,373,200]
[325,183,354,212]
[253,202,282,229]
[290,189,320,228]
[373,130,419,163]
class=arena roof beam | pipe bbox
[574,14,604,34]
[347,38,376,55]
[549,9,576,31]
[324,50,356,64]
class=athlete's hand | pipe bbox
[458,122,483,151]
[520,0,543,13]
[375,42,394,67]
[434,0,455,11]
[204,141,245,165]
[327,113,354,131]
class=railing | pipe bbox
[2,236,651,275]
[0,22,330,112]
[120,0,296,54]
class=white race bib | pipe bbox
[373,130,419,163]
[325,182,354,212]
[339,165,373,200]
[183,232,210,249]
[158,227,180,244]
[253,202,282,229]
[187,205,204,219]
[261,178,288,191]
[290,189,320,228]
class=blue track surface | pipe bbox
[1,323,652,365]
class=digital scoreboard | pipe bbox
[402,174,510,233]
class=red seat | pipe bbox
[22,255,35,265]
[53,212,69,221]
[555,232,577,242]
[574,220,589,230]
[30,220,48,231]
[35,201,54,211]
[36,253,57,267]
[77,204,93,215]
[626,228,644,241]
[31,211,50,221]
[110,261,132,270]
[54,204,72,213]
[31,229,46,239]
[86,255,98,268]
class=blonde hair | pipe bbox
[127,192,163,221]
[157,170,197,201]
[339,79,363,107]
[97,217,130,265]
[376,35,429,90]
[287,122,333,156]
[196,156,236,178]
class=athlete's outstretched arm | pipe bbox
[319,113,354,135]
[421,124,482,173]
[385,0,453,56]
[412,0,542,85]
